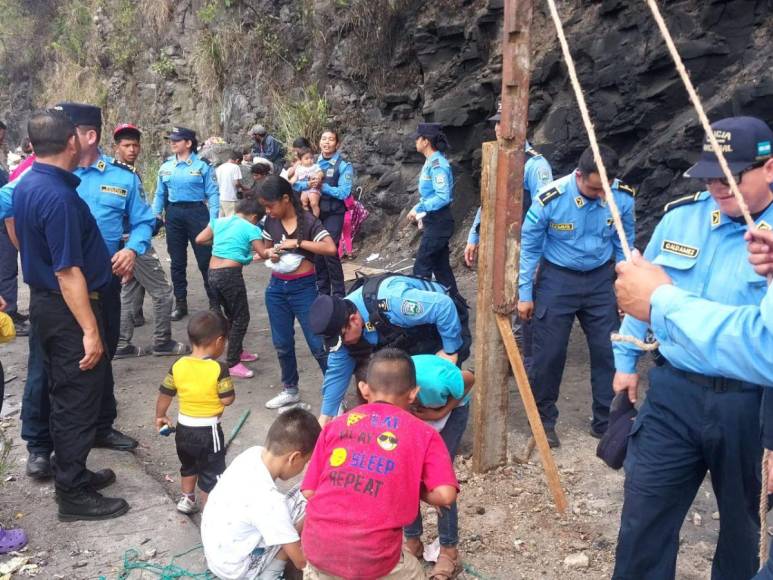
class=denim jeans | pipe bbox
[404,403,470,546]
[265,274,327,393]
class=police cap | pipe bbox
[167,126,196,142]
[596,392,637,470]
[685,116,773,179]
[54,102,102,128]
[488,100,502,122]
[113,123,142,142]
[250,124,267,136]
[411,122,443,140]
[309,294,350,350]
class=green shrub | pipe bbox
[271,84,330,159]
[151,55,177,78]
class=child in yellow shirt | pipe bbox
[155,311,235,514]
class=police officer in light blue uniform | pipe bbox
[612,117,773,580]
[309,274,471,425]
[407,123,460,298]
[152,127,220,319]
[518,145,635,448]
[293,129,354,297]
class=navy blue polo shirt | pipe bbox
[13,162,112,292]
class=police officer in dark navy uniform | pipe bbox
[612,117,773,580]
[309,273,471,425]
[407,123,459,298]
[292,129,354,298]
[13,109,129,520]
[518,145,636,448]
[152,127,220,319]
[19,103,151,478]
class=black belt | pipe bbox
[542,260,613,276]
[663,361,758,393]
[32,288,101,301]
[168,201,205,208]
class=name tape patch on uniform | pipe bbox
[550,222,574,231]
[100,185,128,197]
[189,170,202,176]
[662,240,699,258]
[711,210,721,227]
[401,300,424,317]
[537,187,561,207]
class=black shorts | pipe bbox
[175,423,226,493]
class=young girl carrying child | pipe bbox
[195,197,265,378]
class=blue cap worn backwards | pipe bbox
[685,116,773,179]
[54,102,102,127]
[167,126,197,142]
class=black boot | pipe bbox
[87,468,116,490]
[209,298,221,313]
[93,428,138,451]
[26,452,53,479]
[171,298,188,321]
[57,487,129,522]
[545,428,561,449]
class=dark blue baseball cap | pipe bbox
[167,126,196,141]
[685,116,773,179]
[596,392,638,470]
[54,102,102,127]
[310,294,350,350]
[410,122,444,140]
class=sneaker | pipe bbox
[277,402,312,414]
[176,495,198,514]
[229,363,254,379]
[265,390,300,409]
[152,340,191,357]
[240,351,258,362]
[13,320,29,337]
[114,344,150,359]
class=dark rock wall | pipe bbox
[2,0,772,258]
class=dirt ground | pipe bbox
[0,245,735,579]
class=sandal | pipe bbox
[429,552,462,580]
[0,526,28,554]
[403,538,424,560]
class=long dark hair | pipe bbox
[429,132,449,153]
[257,175,306,224]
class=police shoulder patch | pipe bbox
[400,300,424,317]
[663,192,702,214]
[617,182,636,197]
[110,159,136,173]
[537,187,562,207]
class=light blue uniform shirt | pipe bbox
[413,151,453,214]
[518,172,636,302]
[413,354,468,407]
[613,191,773,376]
[0,168,31,219]
[293,152,354,201]
[74,153,154,256]
[320,276,463,416]
[467,143,554,244]
[645,283,773,387]
[211,215,263,266]
[152,152,220,221]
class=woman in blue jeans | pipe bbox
[255,176,337,411]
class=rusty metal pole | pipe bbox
[491,0,532,313]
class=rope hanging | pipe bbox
[543,0,632,262]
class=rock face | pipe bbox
[1,0,771,256]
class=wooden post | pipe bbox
[471,142,511,472]
[496,314,567,513]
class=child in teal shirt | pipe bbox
[195,198,264,378]
[405,354,474,578]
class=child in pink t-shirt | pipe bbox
[301,348,458,580]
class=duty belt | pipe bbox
[33,288,101,301]
[663,361,758,392]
